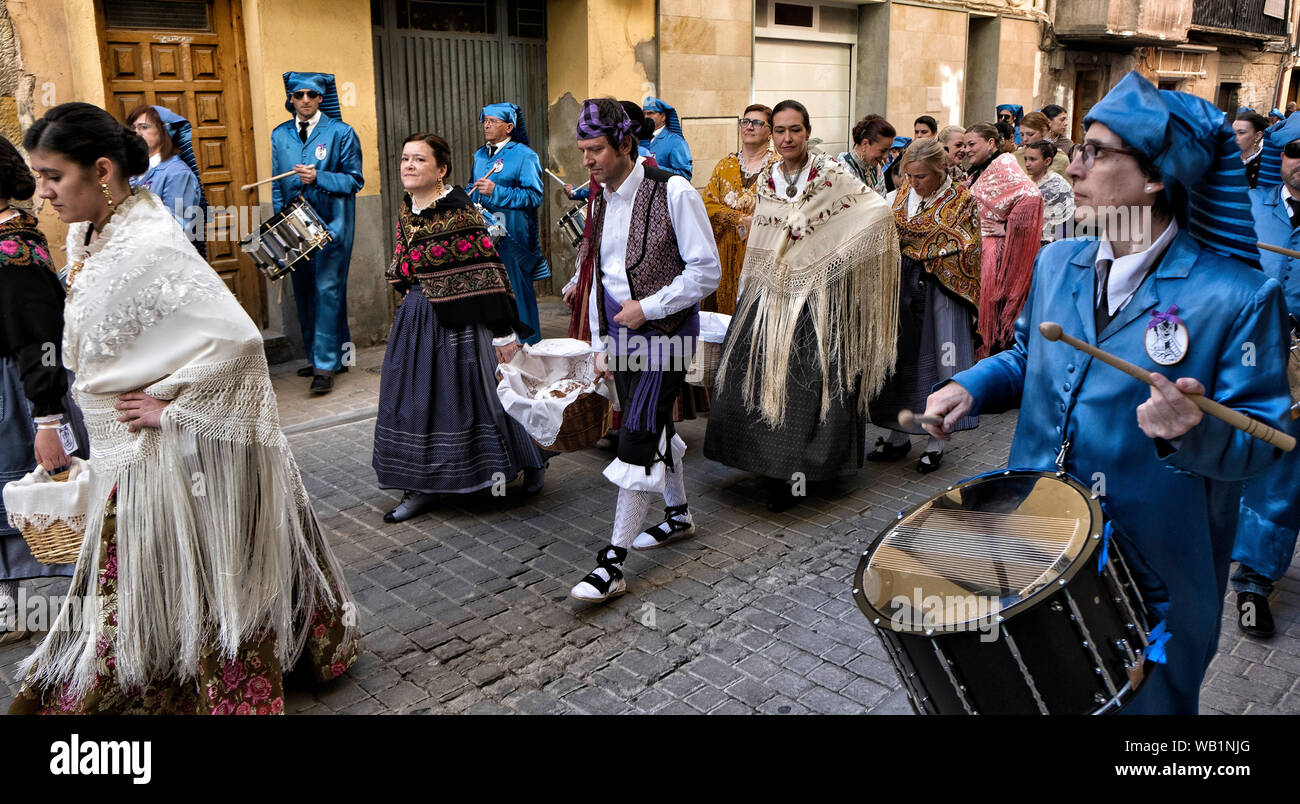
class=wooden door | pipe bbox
[98,0,265,327]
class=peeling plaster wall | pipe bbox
[544,0,656,290]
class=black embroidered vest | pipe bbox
[591,165,692,337]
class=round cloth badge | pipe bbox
[1145,305,1188,366]
[315,144,328,161]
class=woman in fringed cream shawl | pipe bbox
[9,103,357,715]
[704,100,900,512]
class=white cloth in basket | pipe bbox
[698,312,731,344]
[497,338,615,448]
[686,312,731,386]
[3,457,91,534]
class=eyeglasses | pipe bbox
[738,118,769,129]
[1072,141,1139,170]
[292,91,321,100]
[131,122,155,132]
[1284,141,1300,159]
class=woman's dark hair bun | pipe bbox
[0,135,35,200]
[24,101,151,178]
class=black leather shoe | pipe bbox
[764,477,799,513]
[1237,591,1276,638]
[297,365,348,378]
[522,466,546,495]
[309,373,334,395]
[916,450,944,474]
[383,491,440,523]
[867,436,912,462]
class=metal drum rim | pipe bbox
[851,469,1105,634]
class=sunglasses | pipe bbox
[1284,141,1300,159]
[738,118,769,129]
[292,91,321,100]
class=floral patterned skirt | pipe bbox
[7,508,357,715]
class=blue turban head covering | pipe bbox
[997,104,1024,145]
[1270,108,1284,120]
[1256,112,1300,190]
[151,106,203,193]
[150,105,208,256]
[641,96,683,138]
[480,102,529,146]
[283,71,342,121]
[1238,106,1256,116]
[1084,70,1258,267]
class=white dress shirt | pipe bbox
[587,162,721,352]
[1095,218,1179,317]
[297,109,323,141]
[486,136,513,158]
[561,155,649,295]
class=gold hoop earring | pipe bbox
[101,182,115,208]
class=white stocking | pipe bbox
[663,460,688,510]
[610,487,652,550]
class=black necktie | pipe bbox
[1095,258,1114,335]
[299,121,309,143]
[1289,197,1299,229]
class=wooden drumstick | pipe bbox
[1038,321,1295,452]
[1258,241,1300,260]
[241,170,297,192]
[898,410,945,429]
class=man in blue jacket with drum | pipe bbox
[271,71,364,395]
[923,72,1292,714]
[467,102,548,345]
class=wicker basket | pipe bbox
[686,341,722,388]
[18,469,84,565]
[542,391,612,453]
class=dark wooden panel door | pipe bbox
[99,0,265,327]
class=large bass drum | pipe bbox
[852,470,1153,715]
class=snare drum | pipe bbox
[241,196,332,281]
[475,202,508,244]
[558,204,587,249]
[852,470,1153,715]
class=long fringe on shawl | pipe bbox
[978,194,1043,355]
[716,220,900,426]
[17,352,357,696]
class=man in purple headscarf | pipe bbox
[568,98,720,603]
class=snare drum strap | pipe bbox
[1145,620,1171,664]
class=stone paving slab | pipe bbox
[3,299,1297,715]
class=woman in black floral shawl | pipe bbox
[373,133,546,523]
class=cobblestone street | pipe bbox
[3,301,1298,715]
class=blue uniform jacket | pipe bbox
[270,115,364,246]
[950,231,1290,714]
[467,141,549,280]
[131,155,201,225]
[1231,187,1300,581]
[644,130,692,181]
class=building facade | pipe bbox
[0,0,1296,357]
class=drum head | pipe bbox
[856,471,1102,633]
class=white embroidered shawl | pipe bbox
[20,189,356,694]
[717,152,900,424]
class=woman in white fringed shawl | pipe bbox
[9,103,358,715]
[704,100,901,512]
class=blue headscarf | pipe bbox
[997,103,1024,145]
[1270,108,1284,120]
[152,105,203,197]
[641,97,683,138]
[1238,106,1256,116]
[1084,70,1258,267]
[282,71,343,121]
[479,102,530,146]
[1256,112,1300,190]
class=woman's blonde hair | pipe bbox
[900,137,947,179]
[938,125,965,145]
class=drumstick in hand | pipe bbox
[241,170,297,192]
[899,410,945,429]
[1038,321,1295,452]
